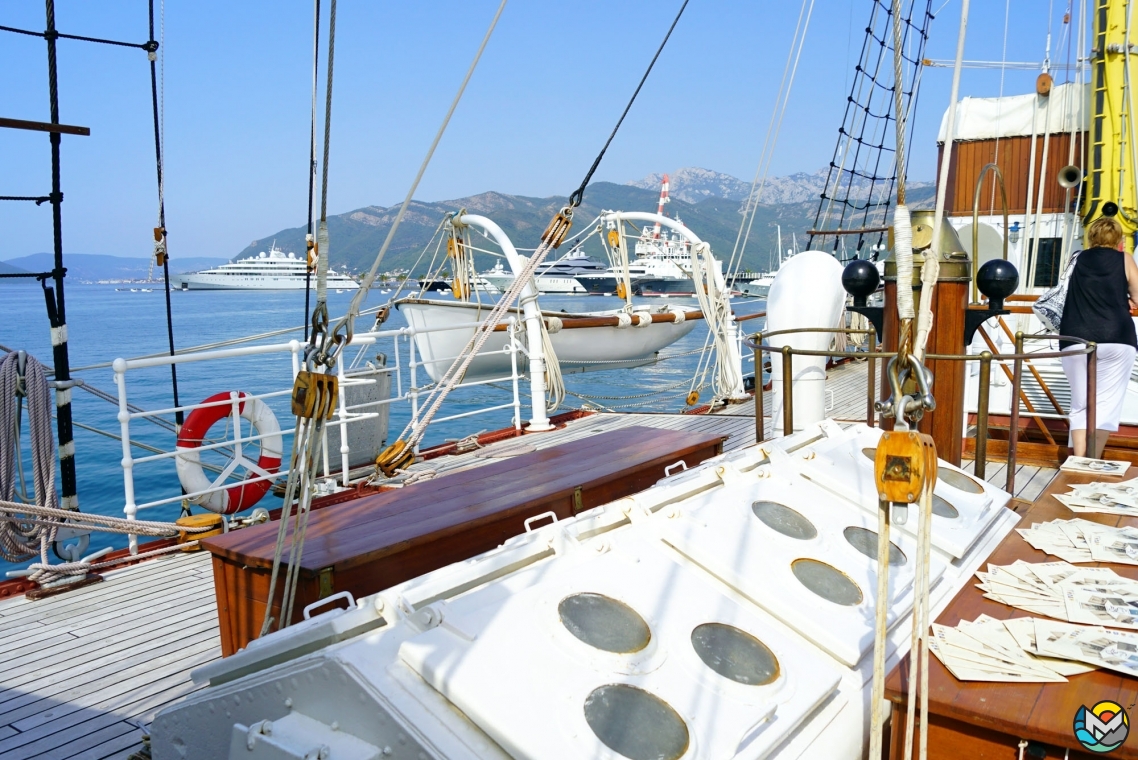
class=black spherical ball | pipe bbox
[842,259,880,306]
[976,259,1019,309]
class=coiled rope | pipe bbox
[0,353,60,563]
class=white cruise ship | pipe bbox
[171,245,359,291]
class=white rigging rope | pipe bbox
[330,0,508,347]
[916,0,969,359]
[398,214,572,451]
[691,242,743,401]
[725,0,816,280]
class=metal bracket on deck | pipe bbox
[847,305,884,343]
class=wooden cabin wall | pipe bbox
[937,132,1084,216]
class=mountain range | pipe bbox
[1,253,229,282]
[3,168,934,281]
[628,166,937,206]
[236,168,935,276]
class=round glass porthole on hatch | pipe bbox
[752,500,817,540]
[558,593,651,653]
[584,684,690,760]
[691,622,780,686]
[791,558,864,606]
[843,526,907,565]
[932,494,960,518]
[938,468,984,494]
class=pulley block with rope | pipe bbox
[376,439,415,478]
[874,430,936,505]
[306,234,317,269]
[290,370,338,419]
[152,226,167,267]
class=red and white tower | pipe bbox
[652,174,670,239]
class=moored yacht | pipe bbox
[171,244,359,291]
[480,248,608,294]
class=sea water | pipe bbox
[1,281,764,572]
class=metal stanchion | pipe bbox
[1086,342,1098,457]
[975,351,992,479]
[1006,332,1024,495]
[754,331,764,444]
[867,332,877,427]
[782,345,793,436]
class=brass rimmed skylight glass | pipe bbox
[558,593,651,653]
[584,684,689,760]
[691,623,780,685]
[791,558,863,606]
[843,526,907,565]
[752,500,817,540]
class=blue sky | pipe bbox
[1,0,1080,260]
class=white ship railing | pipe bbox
[113,319,523,552]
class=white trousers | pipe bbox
[1061,343,1137,432]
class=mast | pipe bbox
[1086,0,1138,250]
[776,224,782,271]
[652,173,670,239]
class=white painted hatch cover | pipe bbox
[655,462,947,666]
[795,423,1011,558]
[398,532,842,760]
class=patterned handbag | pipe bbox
[1032,250,1080,332]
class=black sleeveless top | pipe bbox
[1059,246,1138,349]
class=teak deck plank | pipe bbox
[885,470,1138,758]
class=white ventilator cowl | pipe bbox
[766,251,846,434]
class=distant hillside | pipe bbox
[0,260,28,276]
[240,172,937,276]
[630,166,936,206]
[2,253,229,282]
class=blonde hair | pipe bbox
[1087,216,1124,249]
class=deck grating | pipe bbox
[0,375,1057,759]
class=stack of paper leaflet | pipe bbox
[1018,518,1138,564]
[930,614,1138,682]
[1054,477,1138,517]
[1060,456,1130,476]
[929,615,1096,682]
[978,560,1138,629]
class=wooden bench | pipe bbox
[885,470,1138,760]
[204,426,726,655]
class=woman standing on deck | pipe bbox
[1059,216,1138,458]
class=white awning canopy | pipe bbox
[937,82,1088,142]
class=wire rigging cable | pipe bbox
[381,0,692,455]
[326,0,509,353]
[147,0,182,428]
[304,0,322,340]
[567,0,690,209]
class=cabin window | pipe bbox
[1026,237,1063,288]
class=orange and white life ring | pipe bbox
[175,392,283,514]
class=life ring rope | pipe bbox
[175,392,283,515]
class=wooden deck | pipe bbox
[0,388,1058,759]
[0,551,217,760]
